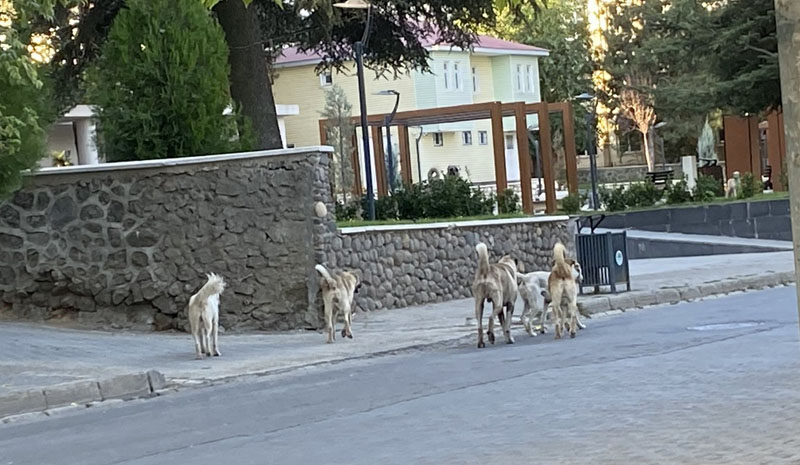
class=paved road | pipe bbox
[2,287,799,465]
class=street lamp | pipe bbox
[575,92,600,210]
[653,121,667,169]
[375,89,400,192]
[334,0,375,220]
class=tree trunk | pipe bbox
[641,129,654,171]
[775,0,800,326]
[214,0,283,150]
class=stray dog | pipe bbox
[518,260,583,336]
[316,264,361,343]
[725,171,741,198]
[188,273,226,359]
[472,242,518,348]
[548,243,579,339]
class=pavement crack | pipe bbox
[104,434,253,465]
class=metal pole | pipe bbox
[776,0,800,327]
[586,109,600,210]
[415,127,424,183]
[354,41,375,220]
[385,116,394,192]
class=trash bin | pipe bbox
[575,231,631,294]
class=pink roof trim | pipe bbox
[274,34,548,65]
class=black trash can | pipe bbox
[575,231,631,294]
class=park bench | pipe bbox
[644,170,674,188]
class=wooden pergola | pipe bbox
[318,100,579,214]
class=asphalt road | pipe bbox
[2,287,800,465]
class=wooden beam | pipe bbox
[490,101,508,195]
[318,120,328,146]
[350,130,363,196]
[561,103,579,194]
[767,110,786,190]
[513,102,533,214]
[538,103,557,214]
[371,125,388,197]
[398,125,413,186]
[748,115,762,180]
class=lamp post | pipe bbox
[334,0,375,220]
[414,126,424,183]
[653,121,667,169]
[375,89,400,192]
[576,93,599,210]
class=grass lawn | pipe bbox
[573,191,789,217]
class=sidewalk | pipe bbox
[0,251,795,420]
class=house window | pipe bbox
[319,71,333,87]
[453,62,462,90]
[472,67,478,93]
[433,132,444,146]
[505,134,515,150]
[515,64,523,91]
[478,130,488,145]
[525,65,533,92]
[443,62,450,90]
[462,131,473,145]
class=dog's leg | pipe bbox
[575,312,587,330]
[342,305,353,339]
[475,298,486,348]
[487,300,501,345]
[503,302,515,344]
[191,318,204,360]
[202,317,213,356]
[521,300,534,337]
[569,302,579,339]
[324,298,334,343]
[211,315,221,356]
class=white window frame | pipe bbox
[462,131,473,145]
[443,61,450,90]
[433,132,444,146]
[472,67,478,93]
[515,64,523,91]
[319,71,333,87]
[453,62,462,90]
[478,130,488,145]
[505,134,515,150]
[525,65,533,92]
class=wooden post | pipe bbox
[537,103,557,214]
[350,130,363,196]
[723,115,752,179]
[561,103,579,194]
[748,115,762,180]
[398,125,413,186]
[513,103,533,214]
[318,119,328,145]
[371,125,388,197]
[490,102,508,195]
[767,110,786,190]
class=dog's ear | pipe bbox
[540,289,551,302]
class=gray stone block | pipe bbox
[633,292,658,308]
[577,296,610,315]
[147,370,167,391]
[655,288,681,305]
[0,389,46,418]
[769,199,790,216]
[43,380,102,408]
[671,206,706,225]
[98,373,151,400]
[705,204,731,222]
[698,282,724,297]
[748,200,771,218]
[607,294,636,310]
[755,216,791,240]
[679,287,702,301]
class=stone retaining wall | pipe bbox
[324,218,576,312]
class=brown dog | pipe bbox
[472,242,518,348]
[316,264,361,343]
[548,242,580,339]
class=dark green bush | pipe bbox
[739,172,757,199]
[497,189,520,214]
[666,178,693,204]
[624,181,663,207]
[335,199,360,221]
[561,193,582,214]
[88,0,250,161]
[600,186,627,212]
[693,174,722,202]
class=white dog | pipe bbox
[316,264,361,343]
[188,273,226,359]
[518,261,583,336]
[725,171,741,198]
[548,243,580,339]
[472,242,518,348]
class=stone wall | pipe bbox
[324,218,576,312]
[577,163,683,185]
[0,148,335,331]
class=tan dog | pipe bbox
[548,243,579,339]
[188,273,226,359]
[725,171,741,198]
[316,264,361,343]
[518,260,583,336]
[472,242,518,348]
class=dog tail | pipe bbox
[195,273,226,303]
[476,242,490,276]
[315,264,335,289]
[553,242,571,276]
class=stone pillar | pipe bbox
[775,0,800,323]
[74,119,99,165]
[681,155,698,191]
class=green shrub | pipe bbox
[335,199,360,221]
[624,181,663,207]
[693,174,722,202]
[88,0,250,162]
[497,188,520,214]
[739,172,757,199]
[666,178,693,204]
[561,193,582,214]
[600,186,627,212]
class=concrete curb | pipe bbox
[0,370,167,421]
[578,271,796,317]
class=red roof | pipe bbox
[275,34,548,65]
